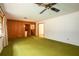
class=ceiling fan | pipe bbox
[35,3,60,14]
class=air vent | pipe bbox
[24,17,27,19]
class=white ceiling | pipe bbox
[2,3,79,21]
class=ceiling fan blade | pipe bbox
[51,3,57,5]
[51,7,60,12]
[35,3,43,6]
[40,9,47,14]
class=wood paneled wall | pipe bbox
[7,19,36,39]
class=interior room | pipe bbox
[0,3,79,56]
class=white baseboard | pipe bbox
[45,36,79,46]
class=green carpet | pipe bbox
[0,36,79,56]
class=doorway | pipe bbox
[25,24,30,37]
[38,23,44,37]
[24,24,36,37]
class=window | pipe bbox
[0,17,2,36]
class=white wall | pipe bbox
[39,11,79,46]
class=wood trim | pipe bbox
[7,19,36,24]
